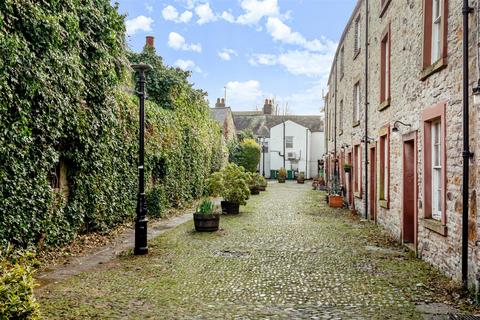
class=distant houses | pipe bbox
[211,98,325,179]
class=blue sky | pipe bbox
[117,0,356,115]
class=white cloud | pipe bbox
[248,53,277,66]
[162,5,178,20]
[195,2,216,24]
[145,4,153,13]
[221,11,235,23]
[249,50,334,78]
[218,48,238,61]
[237,0,280,25]
[179,10,193,23]
[266,17,337,53]
[277,81,326,115]
[125,16,153,36]
[223,80,265,110]
[174,59,202,73]
[167,32,202,52]
[162,5,192,23]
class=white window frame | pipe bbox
[339,100,344,131]
[431,120,442,220]
[431,0,442,63]
[384,36,390,99]
[286,136,294,149]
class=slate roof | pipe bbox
[210,107,231,126]
[232,112,324,138]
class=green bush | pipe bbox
[208,164,250,205]
[233,138,261,173]
[0,249,40,320]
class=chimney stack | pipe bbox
[263,99,273,115]
[215,98,226,108]
[146,36,154,48]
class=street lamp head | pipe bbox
[131,63,153,73]
[392,120,412,133]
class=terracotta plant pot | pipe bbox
[328,195,343,208]
[194,213,220,232]
[250,187,260,195]
[221,201,240,215]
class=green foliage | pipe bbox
[246,172,263,189]
[231,138,261,173]
[208,164,250,205]
[0,248,40,319]
[195,198,216,215]
[237,129,255,142]
[259,175,267,188]
[0,1,223,249]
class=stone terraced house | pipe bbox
[324,0,480,285]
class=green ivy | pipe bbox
[0,1,223,250]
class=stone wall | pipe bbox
[325,0,480,283]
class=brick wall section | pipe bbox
[325,0,480,282]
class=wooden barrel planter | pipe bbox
[297,179,305,184]
[278,177,286,183]
[221,201,240,215]
[193,213,220,232]
[250,187,260,195]
[328,195,343,208]
[259,185,266,191]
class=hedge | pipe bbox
[0,0,223,250]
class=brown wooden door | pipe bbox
[403,140,415,243]
[369,146,376,221]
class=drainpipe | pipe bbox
[283,121,286,169]
[364,0,370,220]
[462,0,474,289]
[306,128,309,178]
[334,63,338,191]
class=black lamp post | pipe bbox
[132,63,152,255]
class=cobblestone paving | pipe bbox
[38,182,464,319]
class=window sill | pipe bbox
[378,98,390,111]
[352,120,360,127]
[354,191,362,199]
[420,57,448,81]
[379,199,389,209]
[423,218,447,236]
[353,48,361,60]
[379,0,391,18]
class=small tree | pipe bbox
[235,139,261,172]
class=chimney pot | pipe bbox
[146,36,154,48]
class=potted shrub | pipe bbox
[278,167,286,183]
[193,198,220,232]
[297,172,305,184]
[208,163,250,215]
[343,163,352,173]
[247,172,262,195]
[258,176,267,191]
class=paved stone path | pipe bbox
[38,182,467,319]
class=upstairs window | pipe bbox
[340,46,345,79]
[422,0,448,71]
[354,15,361,56]
[353,82,360,124]
[286,136,294,148]
[380,24,391,106]
[339,99,344,132]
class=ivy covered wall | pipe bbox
[0,0,223,249]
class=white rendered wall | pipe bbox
[310,132,325,178]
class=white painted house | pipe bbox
[230,100,325,179]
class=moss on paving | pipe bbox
[38,183,466,319]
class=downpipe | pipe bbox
[462,0,474,289]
